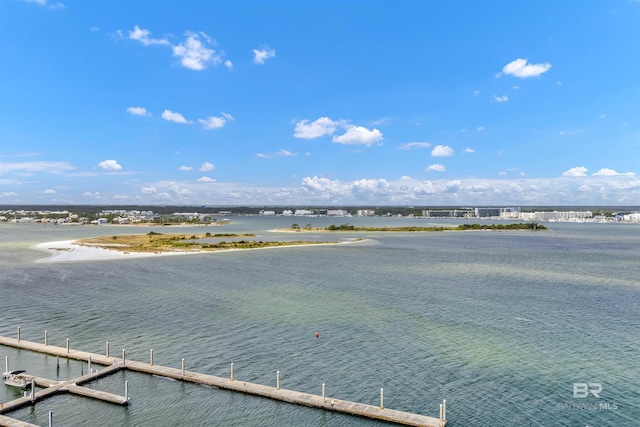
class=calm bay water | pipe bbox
[1,217,639,426]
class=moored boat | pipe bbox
[3,370,33,389]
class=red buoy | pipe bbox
[315,332,319,338]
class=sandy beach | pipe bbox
[34,240,197,263]
[34,238,365,263]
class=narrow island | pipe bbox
[75,231,338,253]
[285,222,547,232]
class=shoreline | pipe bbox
[34,238,366,263]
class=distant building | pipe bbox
[534,211,592,221]
[422,209,474,218]
[357,209,375,217]
[475,207,521,218]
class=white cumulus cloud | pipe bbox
[498,58,552,78]
[197,176,215,182]
[43,189,56,194]
[593,168,636,176]
[332,126,383,146]
[493,95,509,103]
[98,160,122,170]
[463,147,475,153]
[126,106,151,116]
[162,110,190,124]
[199,162,215,172]
[179,166,193,171]
[562,166,588,177]
[431,145,454,157]
[173,32,222,70]
[198,113,233,130]
[252,47,276,64]
[294,117,340,139]
[426,164,446,172]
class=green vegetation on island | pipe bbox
[293,222,546,231]
[77,232,336,253]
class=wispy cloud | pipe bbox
[256,150,297,159]
[0,161,74,174]
[426,164,446,172]
[198,113,233,130]
[197,176,216,182]
[497,58,552,78]
[252,47,276,64]
[23,0,64,9]
[397,142,431,150]
[493,95,509,103]
[129,25,169,46]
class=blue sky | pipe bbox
[1,0,639,206]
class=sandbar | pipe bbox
[34,238,366,263]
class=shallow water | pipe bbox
[1,218,639,426]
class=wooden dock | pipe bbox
[1,334,447,427]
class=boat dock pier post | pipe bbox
[1,331,447,427]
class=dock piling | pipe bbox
[443,399,446,422]
[45,330,48,346]
[122,349,126,367]
[30,379,35,401]
[88,356,92,373]
[181,358,185,378]
[66,338,69,354]
[380,388,384,410]
[48,410,53,427]
[439,403,443,420]
[150,349,153,366]
[17,326,20,343]
[276,370,280,390]
[322,383,325,403]
[125,380,129,402]
[230,363,234,381]
[4,355,8,374]
[106,341,109,358]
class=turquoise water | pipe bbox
[1,218,639,426]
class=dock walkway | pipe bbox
[1,335,446,427]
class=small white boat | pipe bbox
[3,370,33,389]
